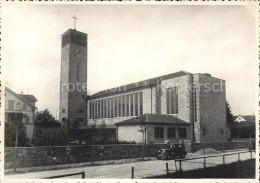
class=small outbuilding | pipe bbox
[115,113,190,144]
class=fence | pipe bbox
[174,150,255,171]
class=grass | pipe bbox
[148,159,255,178]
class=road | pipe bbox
[4,150,255,179]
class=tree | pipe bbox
[200,123,208,154]
[35,109,55,123]
[5,113,30,147]
[226,101,234,126]
[218,125,226,151]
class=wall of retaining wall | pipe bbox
[5,141,252,169]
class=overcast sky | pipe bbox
[3,4,257,119]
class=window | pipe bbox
[26,116,30,124]
[78,118,84,122]
[130,94,134,116]
[134,93,138,116]
[122,95,125,117]
[107,98,110,118]
[167,127,176,138]
[78,109,84,113]
[94,101,97,119]
[118,96,121,117]
[154,127,164,138]
[62,118,66,122]
[166,87,178,114]
[101,100,103,118]
[178,127,186,139]
[111,98,114,118]
[126,95,130,116]
[22,104,27,111]
[89,102,93,119]
[140,92,143,115]
[98,100,101,119]
[62,109,66,113]
[193,85,197,122]
[114,97,118,117]
[104,99,107,118]
[8,100,14,110]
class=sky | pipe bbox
[3,4,257,119]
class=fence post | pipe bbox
[203,157,206,168]
[250,150,252,159]
[238,153,240,161]
[82,171,85,179]
[222,155,225,165]
[166,163,169,175]
[179,160,182,171]
[131,167,134,179]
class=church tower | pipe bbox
[59,29,87,129]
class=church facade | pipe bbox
[59,29,229,143]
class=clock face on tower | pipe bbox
[71,45,86,61]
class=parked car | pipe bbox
[157,144,187,160]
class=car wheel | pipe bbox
[157,156,161,160]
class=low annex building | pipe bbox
[115,113,190,144]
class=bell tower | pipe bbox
[59,29,88,129]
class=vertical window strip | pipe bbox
[166,89,170,114]
[130,94,134,116]
[89,101,92,119]
[98,100,100,119]
[126,95,130,116]
[107,98,110,118]
[111,98,114,118]
[194,86,197,122]
[118,96,121,117]
[140,92,143,115]
[134,93,138,116]
[94,100,97,119]
[114,97,118,117]
[104,99,107,118]
[122,95,125,117]
[101,100,103,118]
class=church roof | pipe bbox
[89,71,191,99]
[115,113,189,126]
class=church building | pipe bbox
[59,29,229,143]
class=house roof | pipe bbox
[233,115,255,122]
[88,71,191,99]
[19,94,38,103]
[5,87,38,109]
[115,113,190,126]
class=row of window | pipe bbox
[8,100,27,111]
[166,87,178,114]
[62,109,85,114]
[89,92,143,119]
[154,127,186,139]
[5,112,30,124]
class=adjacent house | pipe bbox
[5,87,37,139]
[234,115,255,123]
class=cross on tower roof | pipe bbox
[71,14,79,30]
